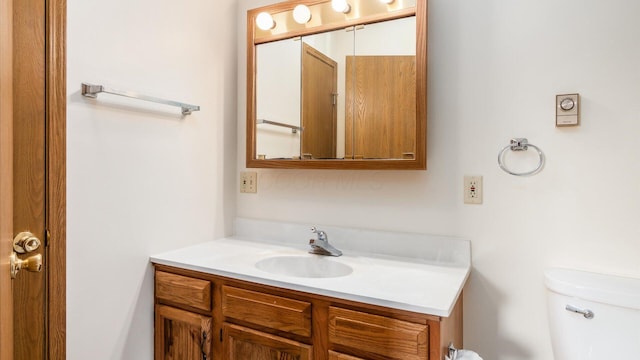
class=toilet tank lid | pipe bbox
[545,268,640,310]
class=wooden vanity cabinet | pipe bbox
[154,265,463,360]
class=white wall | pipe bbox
[238,1,640,359]
[67,0,237,358]
[256,40,302,158]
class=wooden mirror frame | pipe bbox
[246,0,427,170]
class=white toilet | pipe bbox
[545,268,640,359]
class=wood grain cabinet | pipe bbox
[222,286,312,337]
[328,307,428,360]
[154,272,213,359]
[223,323,312,360]
[328,351,367,360]
[154,265,462,360]
[155,305,212,360]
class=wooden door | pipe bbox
[345,56,416,159]
[223,323,312,360]
[0,0,66,359]
[155,305,212,360]
[13,0,47,358]
[301,43,337,159]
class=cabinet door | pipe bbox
[155,305,212,360]
[223,323,312,360]
[345,55,416,160]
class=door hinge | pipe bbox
[346,25,365,32]
[201,331,208,360]
[45,229,51,247]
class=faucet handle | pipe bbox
[310,226,327,241]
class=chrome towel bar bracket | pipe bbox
[498,138,545,176]
[81,83,200,115]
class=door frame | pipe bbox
[301,42,338,159]
[1,0,15,357]
[1,0,66,358]
[45,0,67,358]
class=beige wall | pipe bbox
[67,0,237,358]
[237,0,640,359]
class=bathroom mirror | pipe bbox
[247,0,426,170]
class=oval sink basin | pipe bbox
[255,255,353,278]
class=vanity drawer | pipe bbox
[155,271,212,312]
[222,286,312,337]
[328,350,366,360]
[328,307,428,360]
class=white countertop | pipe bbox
[150,229,470,317]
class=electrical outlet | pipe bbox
[240,171,257,193]
[464,176,483,204]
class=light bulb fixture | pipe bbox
[331,0,351,14]
[293,5,312,24]
[256,12,275,30]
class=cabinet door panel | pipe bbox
[223,323,312,360]
[329,307,428,360]
[155,305,212,360]
[345,55,416,160]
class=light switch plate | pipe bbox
[556,93,580,127]
[240,171,257,193]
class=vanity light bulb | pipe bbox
[293,5,312,24]
[380,0,395,3]
[331,0,351,14]
[256,12,275,31]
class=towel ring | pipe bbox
[498,138,545,176]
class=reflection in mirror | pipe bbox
[300,29,353,159]
[347,16,416,160]
[255,18,415,161]
[247,0,426,169]
[256,38,301,159]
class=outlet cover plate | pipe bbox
[464,175,483,204]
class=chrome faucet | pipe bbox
[308,227,342,256]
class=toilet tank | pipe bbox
[545,268,640,360]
